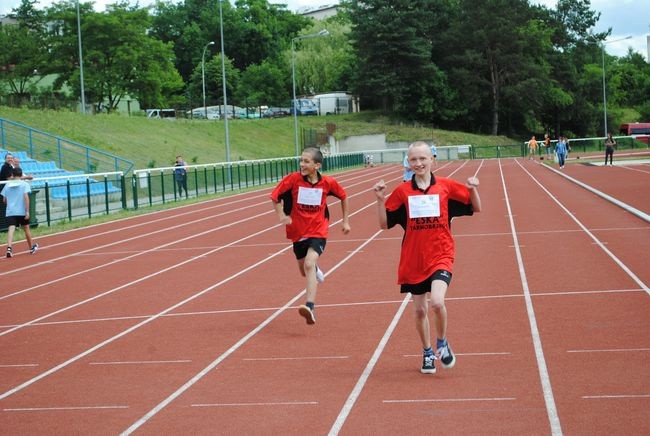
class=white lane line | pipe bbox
[328,294,411,436]
[0,165,378,274]
[0,226,291,401]
[567,348,650,353]
[89,360,192,365]
[3,405,129,412]
[121,226,386,435]
[582,394,650,399]
[0,202,276,302]
[383,397,517,404]
[518,160,649,296]
[2,287,643,330]
[501,159,562,436]
[191,401,318,407]
[0,364,38,368]
[403,352,511,357]
[242,356,349,361]
[541,162,650,222]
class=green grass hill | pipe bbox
[0,106,518,169]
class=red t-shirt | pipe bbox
[385,175,473,284]
[270,171,347,242]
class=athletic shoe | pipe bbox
[315,265,325,283]
[437,342,456,369]
[30,243,39,254]
[6,247,13,258]
[421,354,436,374]
[298,305,316,325]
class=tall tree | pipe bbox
[343,0,454,120]
[46,2,184,110]
[441,0,553,135]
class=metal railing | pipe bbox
[0,118,134,175]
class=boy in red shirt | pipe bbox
[373,141,481,373]
[271,147,351,324]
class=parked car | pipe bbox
[262,107,290,118]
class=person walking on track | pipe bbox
[270,147,351,325]
[373,141,481,374]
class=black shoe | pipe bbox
[420,354,436,374]
[30,243,39,254]
[437,342,456,368]
[6,247,13,258]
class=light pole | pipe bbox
[599,36,631,136]
[75,0,86,114]
[291,29,329,156]
[202,41,215,120]
[219,0,230,164]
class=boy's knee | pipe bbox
[414,305,428,319]
[430,300,445,312]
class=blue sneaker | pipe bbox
[437,342,456,369]
[420,354,436,374]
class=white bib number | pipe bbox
[297,186,323,206]
[408,194,440,218]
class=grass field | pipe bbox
[0,106,518,169]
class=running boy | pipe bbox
[373,141,481,374]
[2,167,38,258]
[270,147,351,324]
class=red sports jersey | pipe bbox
[385,175,473,284]
[270,172,347,242]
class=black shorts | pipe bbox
[400,269,452,295]
[292,238,326,260]
[5,215,29,227]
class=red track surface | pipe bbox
[1,158,648,435]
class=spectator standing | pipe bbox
[373,141,481,374]
[174,155,188,198]
[2,167,38,258]
[403,154,414,181]
[604,132,617,166]
[270,147,350,325]
[528,136,538,160]
[11,157,34,181]
[544,134,552,159]
[0,153,14,194]
[430,143,438,167]
[554,137,568,169]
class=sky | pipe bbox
[1,0,648,59]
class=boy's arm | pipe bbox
[23,192,30,219]
[466,177,481,213]
[340,197,351,234]
[271,199,291,225]
[373,180,389,229]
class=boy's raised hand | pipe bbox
[373,180,387,200]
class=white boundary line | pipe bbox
[328,294,411,436]
[500,159,563,435]
[541,163,650,222]
[121,227,385,435]
[517,160,649,296]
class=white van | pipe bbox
[312,92,358,115]
[146,108,176,119]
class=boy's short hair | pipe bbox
[12,167,23,177]
[303,147,323,164]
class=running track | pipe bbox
[0,158,648,435]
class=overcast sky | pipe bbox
[2,0,648,59]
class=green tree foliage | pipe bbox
[0,0,51,97]
[46,1,183,111]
